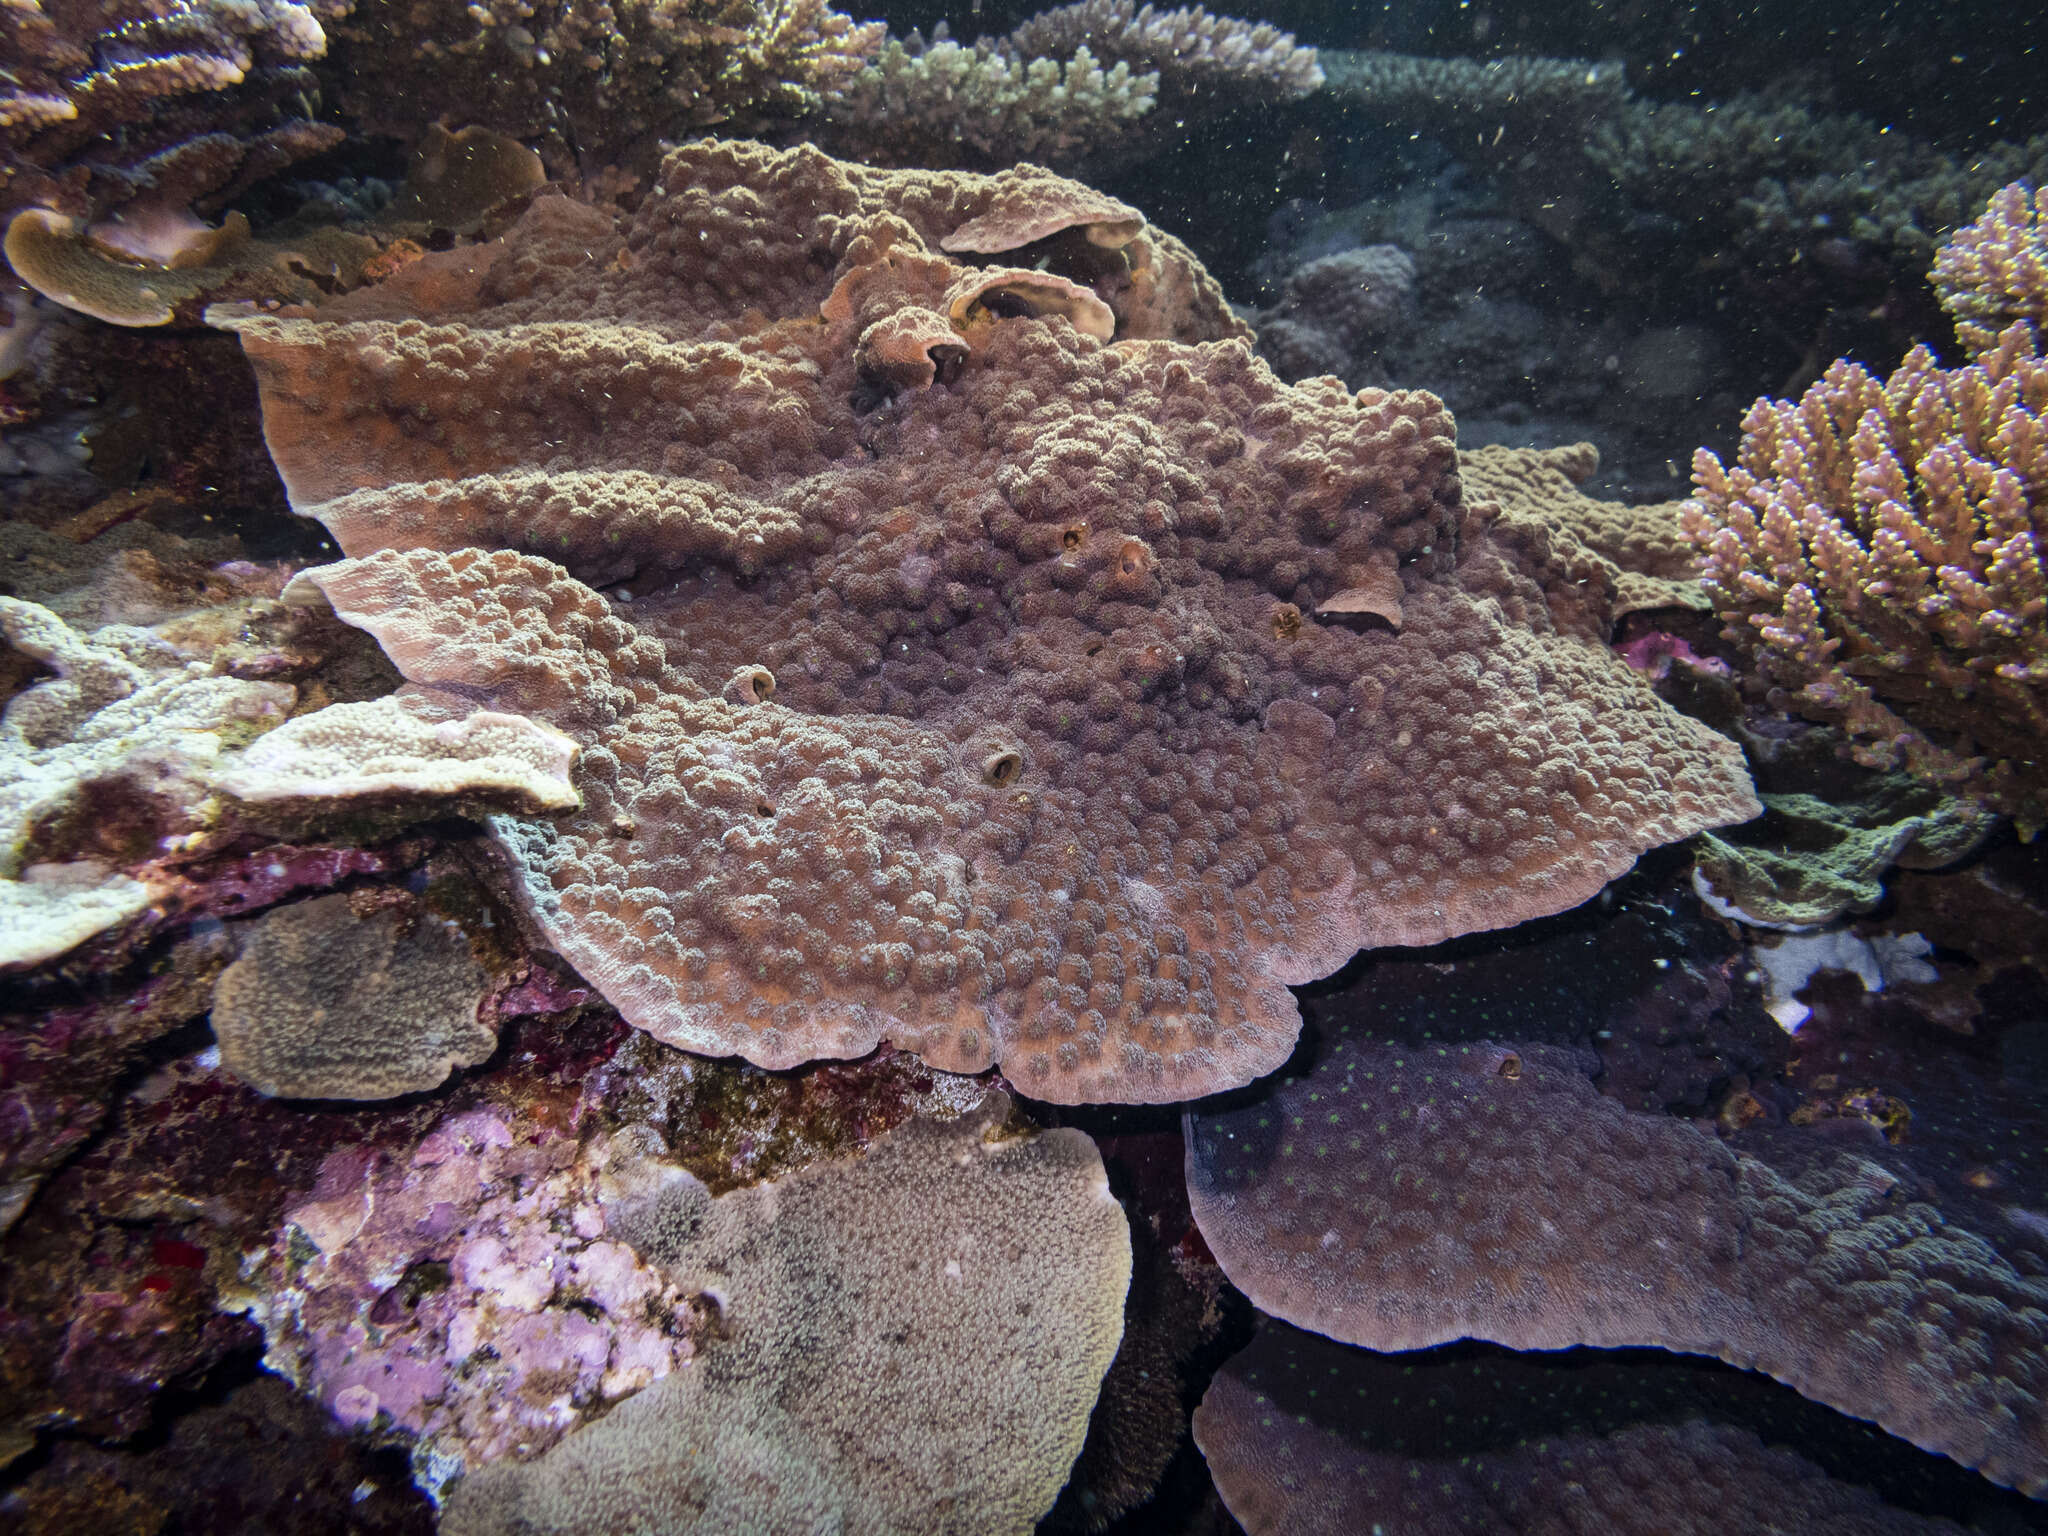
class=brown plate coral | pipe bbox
[212,139,1757,1104]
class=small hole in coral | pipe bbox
[983,750,1023,788]
[755,800,774,817]
[725,666,776,704]
[1062,525,1085,551]
[1497,1054,1521,1080]
[982,290,1038,321]
[686,1290,732,1338]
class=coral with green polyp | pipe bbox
[1684,181,2048,834]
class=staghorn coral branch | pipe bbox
[813,1,1315,172]
[1686,192,2048,831]
[326,0,882,171]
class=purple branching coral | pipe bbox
[1684,181,2048,834]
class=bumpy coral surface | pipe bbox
[211,890,497,1098]
[1196,1322,1976,1536]
[1461,442,1708,617]
[440,1096,1130,1534]
[215,139,1755,1104]
[1186,1026,2048,1492]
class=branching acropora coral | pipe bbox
[1684,183,2048,834]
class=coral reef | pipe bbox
[1321,47,1628,156]
[1685,185,2048,834]
[1935,182,2048,349]
[1460,442,1706,618]
[9,11,2048,1528]
[5,123,545,329]
[0,967,617,1455]
[326,0,883,173]
[1588,95,2048,292]
[1252,243,1415,385]
[1184,880,2048,1494]
[210,889,497,1098]
[1197,1322,1978,1535]
[212,139,1755,1104]
[0,0,347,225]
[235,1099,696,1493]
[3,206,378,327]
[0,580,578,967]
[1308,44,2048,387]
[1694,773,1997,931]
[1004,0,1321,104]
[817,33,1157,171]
[817,0,1319,172]
[1248,184,1755,499]
[437,1095,1130,1533]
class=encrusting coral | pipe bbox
[210,889,496,1098]
[437,1094,1131,1534]
[1196,1322,1977,1535]
[211,138,1757,1105]
[1684,182,2048,835]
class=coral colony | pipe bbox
[0,1,2044,1531]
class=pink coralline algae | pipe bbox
[234,1103,693,1499]
[215,137,1756,1105]
[1618,628,1729,681]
